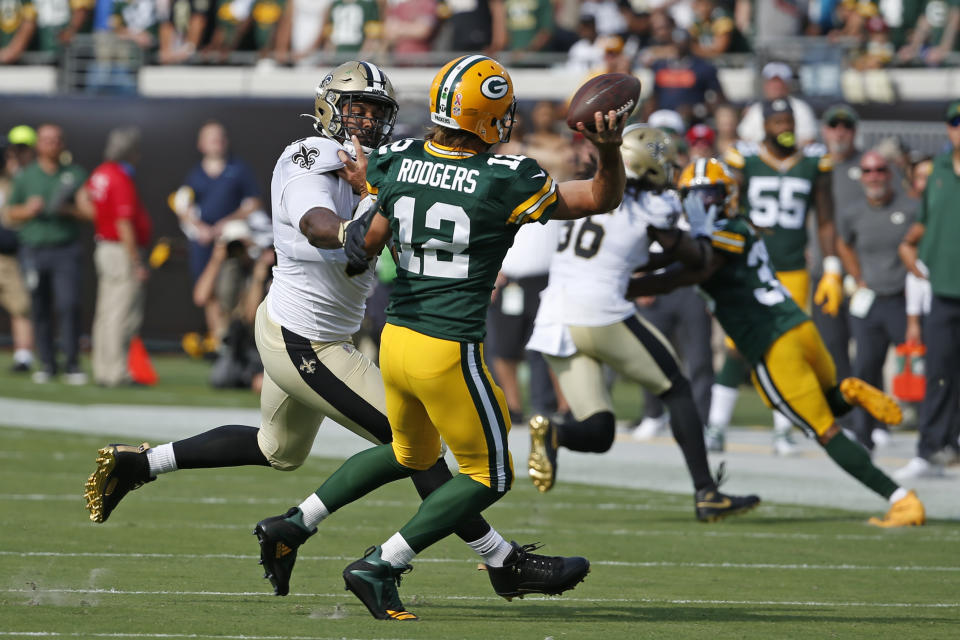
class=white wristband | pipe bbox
[823,255,842,275]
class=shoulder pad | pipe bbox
[276,136,345,186]
[803,142,828,158]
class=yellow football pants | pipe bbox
[379,323,514,492]
[750,320,838,437]
[724,268,811,351]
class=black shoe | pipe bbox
[83,443,154,523]
[528,415,559,492]
[694,463,760,523]
[484,541,590,601]
[11,361,30,373]
[343,546,418,620]
[253,507,315,596]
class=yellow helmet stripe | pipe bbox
[437,54,487,118]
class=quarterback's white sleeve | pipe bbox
[282,172,342,230]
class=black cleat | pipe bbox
[84,443,154,523]
[528,415,559,492]
[694,463,760,522]
[343,546,418,620]
[483,541,590,601]
[253,507,314,596]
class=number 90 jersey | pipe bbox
[701,215,809,364]
[366,138,558,342]
[723,141,832,272]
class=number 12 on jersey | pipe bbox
[393,196,471,279]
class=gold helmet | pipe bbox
[677,158,739,218]
[313,61,398,150]
[621,124,679,190]
[429,55,517,145]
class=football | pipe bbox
[565,73,642,132]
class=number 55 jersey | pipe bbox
[365,138,558,342]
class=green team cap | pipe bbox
[946,100,960,122]
[8,125,37,147]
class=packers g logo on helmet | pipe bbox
[677,158,739,218]
[311,61,398,150]
[430,55,517,145]
[621,124,678,191]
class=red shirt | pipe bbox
[87,162,152,247]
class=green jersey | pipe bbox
[326,0,380,53]
[505,0,552,50]
[8,161,88,248]
[0,0,35,48]
[34,0,91,52]
[700,216,808,364]
[724,141,832,272]
[366,138,558,342]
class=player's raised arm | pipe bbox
[553,109,628,219]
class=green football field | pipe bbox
[1,426,957,640]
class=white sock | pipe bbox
[380,532,416,568]
[13,349,32,365]
[889,487,908,504]
[146,443,177,476]
[466,528,513,567]
[298,493,329,529]
[772,411,793,436]
[708,384,739,429]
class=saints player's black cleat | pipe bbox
[483,541,590,601]
[343,546,418,621]
[694,463,760,522]
[253,507,315,596]
[84,443,154,523]
[528,415,559,492]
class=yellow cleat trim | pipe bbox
[840,378,903,426]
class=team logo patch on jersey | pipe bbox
[891,211,906,225]
[292,144,319,170]
[480,76,509,99]
[299,356,317,374]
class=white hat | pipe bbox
[220,219,252,244]
[647,109,685,135]
[762,62,793,81]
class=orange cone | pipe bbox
[128,336,158,386]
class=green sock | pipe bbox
[716,351,750,387]
[399,474,503,553]
[823,432,898,499]
[316,444,413,512]
[826,385,854,416]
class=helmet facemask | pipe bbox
[495,97,518,143]
[320,90,397,152]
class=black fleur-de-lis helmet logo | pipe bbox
[292,144,319,169]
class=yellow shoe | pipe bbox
[840,378,903,426]
[527,415,558,493]
[868,490,926,528]
[181,332,205,359]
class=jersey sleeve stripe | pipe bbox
[517,190,558,224]
[365,180,379,195]
[713,230,745,243]
[508,176,554,224]
[711,238,744,253]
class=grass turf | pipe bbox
[1,426,957,639]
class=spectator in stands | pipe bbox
[895,100,960,478]
[110,0,159,52]
[713,102,739,154]
[647,27,724,121]
[685,122,715,159]
[172,120,262,346]
[620,1,651,60]
[0,126,36,373]
[0,0,38,64]
[6,124,90,384]
[740,0,804,46]
[854,16,896,69]
[835,150,914,450]
[33,0,92,55]
[639,8,677,64]
[193,218,272,392]
[565,14,604,71]
[689,0,749,57]
[505,0,554,55]
[86,127,152,387]
[320,0,382,54]
[906,154,934,199]
[896,0,959,66]
[594,33,631,73]
[383,0,440,57]
[737,62,817,146]
[436,0,507,54]
[158,0,208,64]
[580,0,627,36]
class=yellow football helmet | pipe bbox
[429,55,517,145]
[677,158,739,218]
[621,124,678,191]
[313,61,398,150]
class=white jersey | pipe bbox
[527,190,682,356]
[266,136,377,342]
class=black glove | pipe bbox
[344,198,380,276]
